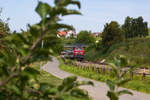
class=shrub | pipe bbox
[76,30,95,44]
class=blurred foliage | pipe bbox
[107,56,133,100]
[0,0,93,100]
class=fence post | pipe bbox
[87,66,90,70]
[79,65,81,69]
[109,68,112,73]
[103,67,106,75]
[92,66,94,72]
[86,66,89,70]
[82,65,84,69]
[142,73,146,81]
[97,68,100,73]
[84,66,86,70]
[130,71,134,80]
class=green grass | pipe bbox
[59,58,150,94]
[38,70,62,86]
[31,61,62,86]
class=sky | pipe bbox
[0,0,150,33]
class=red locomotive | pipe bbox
[60,44,86,61]
[73,47,84,60]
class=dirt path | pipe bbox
[42,57,150,100]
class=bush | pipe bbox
[85,49,99,61]
[76,30,95,44]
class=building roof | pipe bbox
[58,31,67,36]
[58,30,76,37]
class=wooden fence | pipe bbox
[71,61,150,81]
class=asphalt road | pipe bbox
[42,57,150,100]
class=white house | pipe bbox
[58,30,76,38]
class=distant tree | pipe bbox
[76,30,95,44]
[122,16,132,38]
[122,16,148,39]
[101,21,124,49]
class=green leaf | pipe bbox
[69,1,81,9]
[117,90,133,96]
[11,85,21,95]
[54,7,81,16]
[19,48,29,57]
[109,63,120,78]
[120,70,128,79]
[119,55,128,67]
[39,83,57,95]
[107,91,118,100]
[75,81,94,87]
[23,67,40,78]
[35,2,51,21]
[58,76,77,92]
[17,33,30,45]
[29,24,41,38]
[71,88,88,98]
[54,0,61,5]
[116,78,130,87]
[39,83,49,92]
[106,80,115,91]
[62,9,82,16]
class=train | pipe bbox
[60,44,87,61]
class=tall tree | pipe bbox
[101,21,124,48]
[122,16,132,38]
[122,16,148,38]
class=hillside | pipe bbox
[85,37,150,67]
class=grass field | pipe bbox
[59,58,150,94]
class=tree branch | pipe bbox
[22,22,51,66]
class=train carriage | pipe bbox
[60,44,87,61]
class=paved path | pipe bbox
[42,57,150,100]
